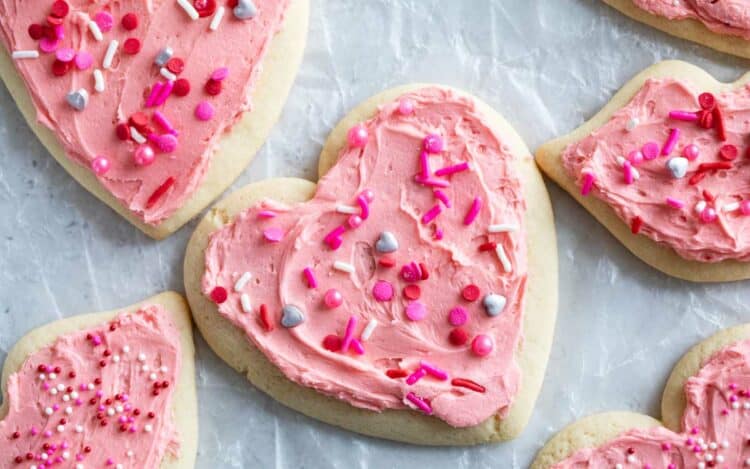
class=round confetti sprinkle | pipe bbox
[423,133,444,154]
[39,37,60,53]
[449,328,468,346]
[123,38,141,55]
[55,47,75,62]
[155,134,178,153]
[94,11,114,32]
[194,0,217,17]
[461,284,480,302]
[448,307,468,326]
[204,79,222,96]
[195,101,215,121]
[372,280,394,302]
[28,23,44,40]
[74,51,93,70]
[641,141,659,160]
[166,57,185,74]
[347,124,368,148]
[51,59,71,76]
[324,289,343,309]
[129,112,149,129]
[471,334,494,357]
[50,0,70,18]
[91,156,110,175]
[210,286,228,304]
[263,227,284,242]
[211,67,230,81]
[115,123,130,140]
[133,145,155,166]
[322,335,342,352]
[121,12,139,30]
[698,92,716,110]
[403,284,420,300]
[719,144,738,161]
[173,78,191,96]
[405,301,427,321]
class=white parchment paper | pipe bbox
[2,0,750,467]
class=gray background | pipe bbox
[1,0,749,467]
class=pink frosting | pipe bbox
[633,0,750,40]
[562,78,750,262]
[0,306,182,467]
[201,87,529,428]
[0,0,289,224]
[552,338,750,468]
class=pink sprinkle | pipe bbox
[55,47,75,62]
[682,143,700,161]
[448,306,468,326]
[148,133,178,153]
[741,200,750,216]
[153,80,174,106]
[341,316,358,352]
[414,176,450,188]
[435,162,469,177]
[690,427,699,435]
[398,98,414,115]
[356,193,371,220]
[463,197,483,225]
[405,301,427,321]
[669,110,699,122]
[91,156,110,175]
[39,37,60,53]
[372,280,394,301]
[581,172,595,195]
[623,160,634,185]
[211,67,230,81]
[303,267,317,288]
[30,427,38,436]
[666,197,684,209]
[421,204,442,224]
[406,368,427,385]
[153,111,177,135]
[347,124,368,148]
[423,134,444,154]
[419,151,431,179]
[263,227,284,242]
[44,430,52,438]
[257,210,277,218]
[420,361,448,380]
[74,51,93,70]
[434,190,451,208]
[94,11,114,32]
[434,227,443,240]
[642,141,659,160]
[347,215,363,228]
[627,150,644,166]
[405,392,432,415]
[350,338,365,355]
[662,128,680,156]
[324,289,343,309]
[700,207,717,223]
[53,24,64,40]
[145,82,164,107]
[324,225,347,249]
[195,101,215,121]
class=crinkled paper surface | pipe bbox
[2,0,750,467]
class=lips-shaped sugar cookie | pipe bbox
[0,0,308,239]
[531,322,750,469]
[537,60,750,282]
[184,85,558,444]
[604,0,750,59]
[0,292,197,468]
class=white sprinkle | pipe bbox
[209,6,225,31]
[57,384,64,391]
[626,117,639,131]
[123,345,131,353]
[49,373,57,380]
[87,383,95,391]
[733,401,741,409]
[88,20,103,41]
[113,355,120,363]
[50,388,58,395]
[62,394,70,402]
[160,67,177,81]
[631,167,640,180]
[142,365,150,372]
[149,373,157,380]
[488,223,518,233]
[56,425,64,433]
[44,407,53,416]
[177,0,200,20]
[336,204,358,215]
[160,366,169,373]
[103,40,118,70]
[130,126,146,144]
[745,458,750,466]
[76,464,84,469]
[234,272,252,291]
[240,293,252,314]
[71,391,78,399]
[65,406,72,415]
[127,450,134,457]
[12,50,39,59]
[723,202,740,212]
[333,261,355,274]
[115,405,124,413]
[144,424,153,433]
[626,455,636,463]
[495,244,512,273]
[62,451,70,460]
[138,353,146,361]
[616,156,626,166]
[93,69,105,93]
[361,319,378,341]
[716,455,725,463]
[107,408,115,416]
[75,425,83,433]
[39,374,46,381]
[116,465,123,469]
[695,200,707,214]
[709,442,718,450]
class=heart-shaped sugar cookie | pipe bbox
[184,85,558,444]
[532,322,750,469]
[0,292,197,468]
[0,0,308,239]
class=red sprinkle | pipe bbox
[403,284,421,300]
[50,0,69,18]
[478,242,496,252]
[461,284,480,302]
[210,286,227,303]
[46,14,64,26]
[173,78,191,97]
[418,262,429,280]
[227,0,239,7]
[630,216,643,235]
[259,304,274,332]
[194,0,217,17]
[51,59,71,77]
[322,335,342,352]
[703,190,715,202]
[204,79,222,96]
[698,161,732,171]
[129,111,150,130]
[145,177,175,209]
[698,92,715,111]
[123,38,141,55]
[43,25,57,40]
[714,106,727,141]
[115,123,130,141]
[449,328,468,346]
[166,57,185,75]
[378,256,396,268]
[451,378,486,393]
[385,369,408,379]
[698,110,714,129]
[719,144,737,161]
[28,23,44,40]
[121,12,138,30]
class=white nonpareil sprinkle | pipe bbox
[336,204,358,214]
[177,0,200,20]
[631,167,640,180]
[361,319,378,341]
[234,272,252,291]
[495,244,512,273]
[626,117,639,131]
[160,67,177,81]
[44,407,53,416]
[209,6,225,31]
[12,50,39,59]
[123,345,131,353]
[88,20,103,41]
[56,425,64,433]
[695,200,707,214]
[240,293,252,314]
[130,126,146,144]
[93,69,105,93]
[144,424,153,433]
[103,40,118,70]
[138,352,147,362]
[488,223,518,233]
[333,261,355,274]
[723,202,740,213]
[75,425,83,433]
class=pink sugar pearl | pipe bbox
[91,156,110,175]
[405,301,427,321]
[682,144,700,161]
[372,280,394,302]
[348,215,362,228]
[398,98,414,115]
[361,188,375,202]
[324,289,343,309]
[195,101,215,121]
[423,134,444,154]
[742,200,750,216]
[347,124,368,148]
[133,145,155,166]
[471,334,494,357]
[627,150,644,166]
[641,141,659,160]
[700,207,717,223]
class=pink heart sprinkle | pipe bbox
[74,51,93,70]
[263,227,284,242]
[405,301,427,321]
[211,67,230,81]
[195,101,215,121]
[55,47,75,62]
[94,11,114,32]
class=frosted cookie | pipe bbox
[0,292,197,468]
[605,0,750,59]
[531,323,750,468]
[536,60,750,282]
[0,0,308,239]
[184,85,558,445]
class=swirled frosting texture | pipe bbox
[562,78,750,262]
[0,306,181,468]
[553,339,750,467]
[633,0,750,39]
[202,87,528,427]
[0,0,289,224]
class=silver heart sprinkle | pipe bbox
[66,89,89,111]
[233,0,257,20]
[281,304,305,328]
[482,293,507,317]
[666,156,688,179]
[375,231,399,253]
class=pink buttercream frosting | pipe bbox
[0,306,182,468]
[552,338,750,468]
[0,0,290,224]
[562,78,750,262]
[633,0,750,40]
[201,87,529,428]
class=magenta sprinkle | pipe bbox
[421,204,442,225]
[434,227,444,240]
[666,197,684,209]
[153,111,177,135]
[356,193,370,220]
[419,151,431,180]
[463,197,483,225]
[350,338,365,355]
[324,225,347,249]
[414,176,450,188]
[153,80,174,106]
[662,128,680,156]
[405,392,432,415]
[623,161,634,185]
[303,267,317,288]
[257,210,277,218]
[434,189,451,208]
[145,82,164,107]
[341,316,358,353]
[420,361,448,380]
[263,227,284,242]
[669,110,699,122]
[642,141,659,160]
[406,368,427,385]
[211,67,230,81]
[434,162,469,177]
[581,172,595,196]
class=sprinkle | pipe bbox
[375,231,399,253]
[406,368,426,385]
[495,244,512,273]
[451,378,486,393]
[341,316,358,352]
[714,106,727,141]
[333,261,355,274]
[356,193,371,220]
[66,89,88,111]
[102,40,118,70]
[421,204,442,225]
[482,293,507,316]
[666,197,684,209]
[463,197,483,225]
[123,38,141,55]
[668,110,699,122]
[195,101,215,121]
[415,176,450,188]
[581,171,595,195]
[146,177,175,208]
[322,335,342,352]
[631,216,643,234]
[661,128,680,156]
[93,69,105,93]
[350,339,365,355]
[435,162,470,177]
[695,200,707,214]
[177,0,200,19]
[122,12,139,30]
[398,99,415,115]
[259,304,273,331]
[372,280,394,301]
[240,294,252,314]
[625,117,639,131]
[642,141,660,160]
[75,51,93,70]
[471,334,494,356]
[209,6,225,30]
[462,284,481,301]
[434,190,451,208]
[12,50,39,59]
[419,151,431,179]
[324,289,343,309]
[405,392,432,415]
[173,78,190,97]
[719,144,738,161]
[234,272,252,292]
[448,307,468,326]
[303,267,317,288]
[263,227,284,242]
[420,361,448,380]
[347,124,368,148]
[281,305,305,328]
[233,0,258,19]
[210,286,227,304]
[361,319,378,341]
[405,301,427,321]
[403,284,421,300]
[336,204,358,214]
[154,47,173,67]
[88,21,103,41]
[258,210,277,218]
[145,82,164,107]
[153,80,174,106]
[488,223,518,233]
[130,127,146,144]
[386,369,408,379]
[698,161,732,171]
[623,160,634,184]
[723,202,741,213]
[91,156,110,175]
[153,111,177,135]
[160,67,177,81]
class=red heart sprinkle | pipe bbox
[51,59,71,77]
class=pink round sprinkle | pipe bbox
[362,189,375,203]
[423,134,444,154]
[94,11,114,32]
[211,67,229,81]
[700,207,717,223]
[627,150,644,166]
[405,301,427,321]
[324,289,343,309]
[155,134,178,153]
[347,124,368,148]
[741,200,750,216]
[682,143,700,161]
[91,156,110,175]
[398,98,414,115]
[448,307,468,326]
[347,215,362,228]
[471,334,494,357]
[133,145,155,166]
[39,37,60,53]
[55,47,75,62]
[263,227,284,242]
[195,101,214,121]
[74,51,93,70]
[642,141,659,160]
[372,280,394,302]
